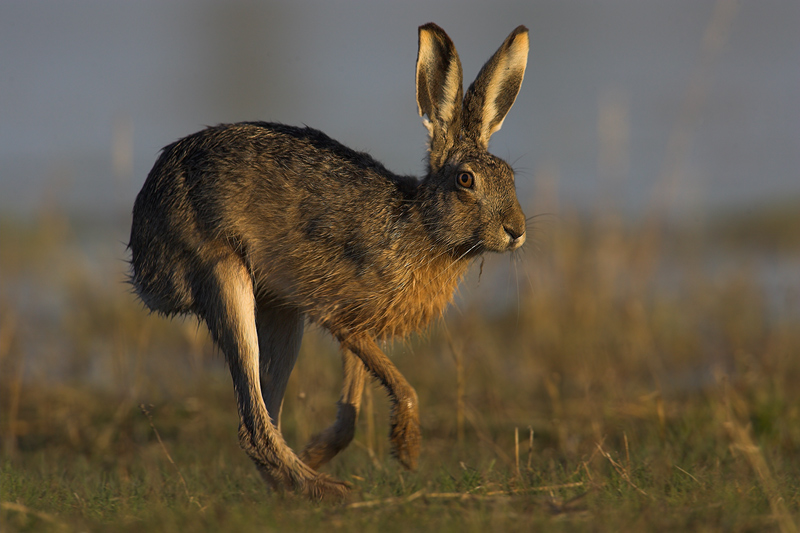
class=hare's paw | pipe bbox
[300,410,358,470]
[283,457,351,501]
[389,396,421,470]
[300,431,332,471]
[300,427,341,470]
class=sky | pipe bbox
[1,0,798,220]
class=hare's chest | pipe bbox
[371,256,468,338]
[305,250,468,339]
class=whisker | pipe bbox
[511,252,521,326]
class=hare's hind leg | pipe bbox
[202,257,347,500]
[301,349,368,469]
[255,300,304,432]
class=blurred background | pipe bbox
[3,3,800,527]
[2,0,799,219]
[1,0,799,437]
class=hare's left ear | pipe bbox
[462,26,529,149]
[416,23,464,171]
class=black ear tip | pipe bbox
[418,23,457,52]
[419,22,445,33]
[510,25,529,39]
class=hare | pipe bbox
[129,23,529,500]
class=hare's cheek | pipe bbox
[454,187,479,206]
[480,221,512,252]
[458,202,484,231]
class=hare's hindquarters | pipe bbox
[129,143,349,499]
[129,146,208,316]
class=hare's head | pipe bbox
[416,23,528,259]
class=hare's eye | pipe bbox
[456,172,474,189]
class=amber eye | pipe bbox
[456,172,474,189]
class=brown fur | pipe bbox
[129,23,529,500]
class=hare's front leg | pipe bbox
[339,335,421,470]
[203,258,348,500]
[301,349,368,469]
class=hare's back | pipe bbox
[129,122,414,318]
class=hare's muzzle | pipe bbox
[501,205,527,251]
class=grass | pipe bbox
[1,206,799,532]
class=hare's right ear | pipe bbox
[462,26,529,150]
[416,23,463,171]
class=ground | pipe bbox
[1,207,799,532]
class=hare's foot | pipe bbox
[389,393,421,470]
[240,423,350,501]
[300,403,358,470]
[285,454,351,500]
[256,459,350,501]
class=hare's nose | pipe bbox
[504,223,526,248]
[504,224,524,240]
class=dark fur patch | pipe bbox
[302,217,323,241]
[343,236,369,275]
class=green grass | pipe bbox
[1,211,799,532]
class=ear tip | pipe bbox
[509,25,530,51]
[418,23,457,53]
[419,22,444,34]
[510,25,530,43]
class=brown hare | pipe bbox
[129,23,529,500]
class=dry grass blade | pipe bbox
[721,384,798,533]
[596,442,649,497]
[673,465,700,485]
[546,490,592,515]
[139,404,202,510]
[485,482,587,495]
[346,489,426,509]
[1,501,67,530]
[345,481,590,511]
[462,406,512,466]
[442,324,465,446]
[526,426,534,470]
[348,482,591,509]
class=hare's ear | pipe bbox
[462,26,529,150]
[416,23,463,170]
